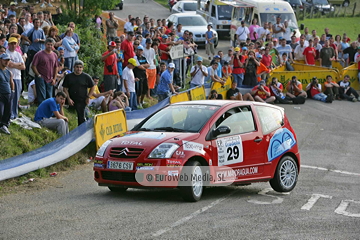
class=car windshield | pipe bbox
[178,16,207,26]
[138,105,220,132]
[183,2,197,11]
[217,5,233,20]
[260,13,298,29]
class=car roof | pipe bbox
[171,100,284,111]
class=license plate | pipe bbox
[107,161,133,170]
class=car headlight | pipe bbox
[96,140,112,157]
[148,143,179,159]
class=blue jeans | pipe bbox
[35,76,53,105]
[128,92,137,110]
[11,79,22,119]
[232,73,244,87]
[313,93,327,102]
[65,57,76,72]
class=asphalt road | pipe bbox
[0,1,360,239]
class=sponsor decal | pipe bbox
[216,135,243,166]
[94,160,103,164]
[120,140,143,145]
[166,159,182,167]
[94,163,104,168]
[182,141,204,154]
[175,151,185,158]
[137,163,153,166]
[136,166,155,170]
[217,167,258,181]
[267,128,296,161]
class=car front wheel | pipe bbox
[270,156,298,192]
[179,160,204,202]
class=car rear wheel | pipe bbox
[179,160,203,202]
[270,156,298,192]
[108,186,128,192]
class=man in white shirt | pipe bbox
[123,58,138,110]
[235,21,249,45]
[294,39,306,61]
[256,22,270,42]
[123,15,132,33]
[6,37,25,119]
[23,13,34,32]
[276,37,293,63]
[190,56,208,88]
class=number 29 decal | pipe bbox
[217,136,243,166]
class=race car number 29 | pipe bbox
[216,135,243,166]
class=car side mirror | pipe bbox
[213,126,231,137]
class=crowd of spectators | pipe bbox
[0,3,359,136]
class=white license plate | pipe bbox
[107,161,133,170]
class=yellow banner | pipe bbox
[210,76,232,98]
[94,109,128,150]
[189,85,206,100]
[170,91,190,104]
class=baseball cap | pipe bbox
[128,58,138,66]
[242,47,247,51]
[145,38,152,44]
[162,35,168,39]
[137,45,144,50]
[273,38,278,42]
[234,47,240,52]
[0,53,10,60]
[259,80,266,85]
[214,55,220,59]
[8,37,18,44]
[197,56,203,62]
[10,2,16,5]
[108,41,116,47]
[92,76,100,80]
[279,37,284,40]
[168,62,175,68]
[241,20,245,24]
[57,46,64,51]
[207,24,212,27]
[228,48,233,51]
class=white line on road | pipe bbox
[151,190,238,237]
[301,165,360,176]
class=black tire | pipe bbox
[270,156,298,192]
[214,39,218,48]
[108,186,128,192]
[179,160,204,202]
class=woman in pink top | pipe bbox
[109,91,131,112]
[249,18,260,43]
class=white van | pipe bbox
[196,0,254,37]
[230,0,302,43]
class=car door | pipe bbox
[209,106,267,181]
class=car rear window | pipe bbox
[256,106,284,135]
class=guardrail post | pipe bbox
[352,2,356,17]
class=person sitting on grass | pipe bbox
[227,81,254,101]
[108,91,131,112]
[88,76,113,112]
[208,89,223,100]
[34,91,69,136]
[338,74,359,102]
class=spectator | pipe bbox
[324,27,332,40]
[31,38,58,104]
[267,42,280,66]
[319,40,335,68]
[121,31,135,67]
[230,47,245,86]
[109,91,131,112]
[283,21,293,44]
[338,35,350,67]
[251,80,275,103]
[338,75,359,102]
[303,27,312,41]
[27,79,36,105]
[175,24,182,38]
[273,15,285,39]
[294,38,306,61]
[190,56,208,88]
[157,62,177,102]
[235,21,249,45]
[62,28,79,72]
[102,41,119,91]
[47,25,62,49]
[222,61,232,79]
[213,55,222,78]
[208,89,223,100]
[6,37,25,119]
[249,18,259,43]
[37,11,50,28]
[289,35,298,60]
[205,24,216,60]
[34,92,69,136]
[324,75,340,100]
[60,22,80,48]
[303,39,316,66]
[8,2,16,18]
[310,29,319,41]
[123,58,138,110]
[209,61,225,86]
[133,45,149,108]
[286,76,307,99]
[261,47,273,70]
[23,12,33,32]
[313,37,322,60]
[88,76,113,112]
[243,50,260,87]
[143,38,156,100]
[223,48,233,63]
[158,35,171,64]
[227,81,254,101]
[276,37,293,63]
[106,12,119,42]
[63,60,95,126]
[256,22,270,42]
[123,15,133,33]
[114,39,124,91]
[268,77,291,104]
[0,53,14,135]
[306,77,332,103]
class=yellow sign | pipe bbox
[170,91,190,104]
[94,109,128,150]
[189,85,206,100]
[210,76,232,98]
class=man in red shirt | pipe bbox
[120,31,135,67]
[101,41,119,91]
[251,80,275,103]
[260,47,273,69]
[303,39,316,65]
[159,35,171,64]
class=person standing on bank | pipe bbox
[0,53,14,135]
[31,38,58,104]
[102,41,119,92]
[62,60,95,126]
[106,12,119,42]
[190,56,208,88]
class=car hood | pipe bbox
[181,25,208,34]
[109,131,200,149]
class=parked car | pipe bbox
[328,0,350,6]
[171,1,197,14]
[94,100,300,202]
[116,0,123,10]
[166,12,218,47]
[302,0,334,14]
[283,0,305,11]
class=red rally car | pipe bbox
[94,100,300,201]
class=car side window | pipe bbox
[256,106,284,135]
[215,106,256,136]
